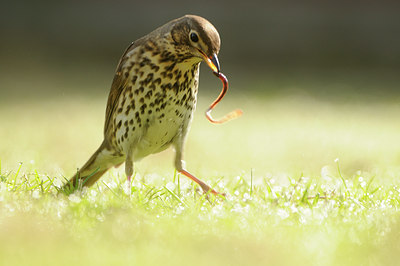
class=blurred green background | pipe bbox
[0,0,400,179]
[1,0,399,98]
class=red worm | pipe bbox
[205,72,243,124]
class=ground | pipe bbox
[1,70,400,265]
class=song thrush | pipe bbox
[65,15,224,196]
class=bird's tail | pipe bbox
[63,141,124,193]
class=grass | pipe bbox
[1,159,400,265]
[2,72,400,265]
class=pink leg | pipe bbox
[174,139,225,197]
[179,169,225,197]
[127,175,132,195]
[125,155,133,195]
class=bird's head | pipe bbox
[168,15,221,73]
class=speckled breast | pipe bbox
[112,48,200,160]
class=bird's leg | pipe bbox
[174,150,224,197]
[179,168,223,197]
[125,154,134,195]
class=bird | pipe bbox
[65,15,224,196]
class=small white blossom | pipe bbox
[277,209,289,220]
[68,194,81,203]
[175,205,185,215]
[243,193,251,200]
[32,190,40,199]
[53,178,63,188]
[166,182,176,191]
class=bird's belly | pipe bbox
[120,104,193,160]
[138,119,182,155]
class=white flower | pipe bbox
[68,194,81,203]
[166,182,176,191]
[175,205,185,215]
[321,166,332,182]
[32,190,40,199]
[277,209,289,219]
[53,178,63,188]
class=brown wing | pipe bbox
[103,42,137,138]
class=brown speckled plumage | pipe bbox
[66,15,224,195]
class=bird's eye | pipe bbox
[190,32,199,43]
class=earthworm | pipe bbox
[205,72,243,124]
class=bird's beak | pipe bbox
[208,53,220,74]
[198,50,220,74]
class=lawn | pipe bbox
[1,70,400,265]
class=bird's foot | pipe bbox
[207,187,226,198]
[177,169,225,198]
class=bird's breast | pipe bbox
[113,52,200,159]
